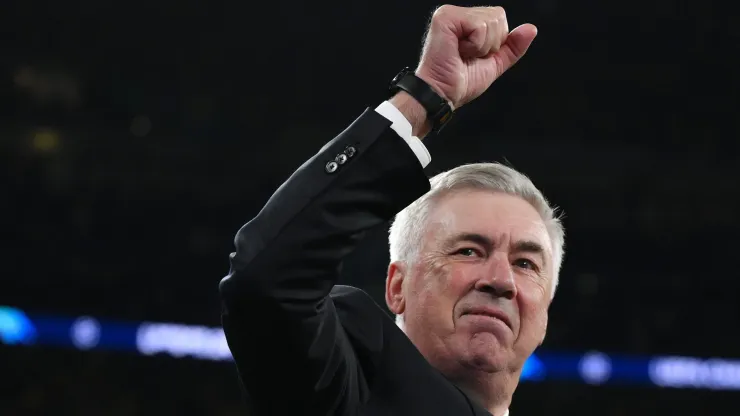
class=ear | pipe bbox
[385,261,407,315]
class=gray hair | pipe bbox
[389,163,565,327]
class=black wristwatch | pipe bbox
[388,67,454,133]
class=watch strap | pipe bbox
[389,67,454,133]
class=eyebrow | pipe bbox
[445,232,548,266]
[445,233,494,250]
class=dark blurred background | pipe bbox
[2,0,739,414]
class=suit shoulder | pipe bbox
[330,285,380,306]
[330,285,389,353]
[330,285,394,318]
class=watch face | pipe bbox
[390,68,411,88]
[390,74,402,88]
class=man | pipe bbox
[219,5,563,415]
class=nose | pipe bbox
[474,253,517,299]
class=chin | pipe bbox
[467,351,509,372]
[463,332,510,372]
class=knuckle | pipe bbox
[433,4,455,19]
[490,6,506,20]
[484,20,494,36]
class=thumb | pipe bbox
[497,23,538,71]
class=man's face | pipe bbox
[387,190,553,377]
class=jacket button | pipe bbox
[325,161,338,173]
[336,153,348,165]
[345,146,356,157]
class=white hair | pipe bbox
[389,162,565,329]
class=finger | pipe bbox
[473,7,506,54]
[458,16,489,58]
[495,11,509,52]
[484,16,500,55]
[495,23,538,72]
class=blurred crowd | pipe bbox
[3,121,740,415]
[1,346,735,415]
[3,0,739,413]
[3,126,740,360]
[1,347,245,416]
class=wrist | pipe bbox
[414,70,454,111]
[389,91,432,139]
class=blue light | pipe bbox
[2,305,740,391]
[579,351,612,385]
[521,353,546,381]
[0,306,37,345]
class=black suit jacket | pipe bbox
[219,109,493,416]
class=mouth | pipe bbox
[463,307,512,330]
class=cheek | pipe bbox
[443,267,476,302]
[516,287,549,343]
[408,265,466,322]
[524,306,548,335]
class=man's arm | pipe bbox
[219,103,431,414]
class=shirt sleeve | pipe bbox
[374,101,431,168]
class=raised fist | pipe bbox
[416,5,538,109]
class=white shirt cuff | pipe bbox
[374,101,431,168]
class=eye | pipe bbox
[455,248,482,257]
[513,258,538,271]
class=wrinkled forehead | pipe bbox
[423,190,551,253]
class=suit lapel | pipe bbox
[443,376,493,416]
